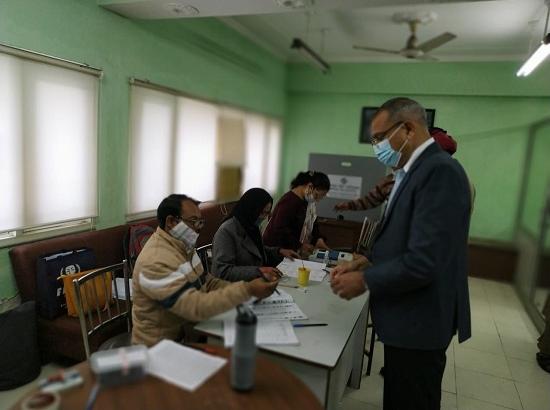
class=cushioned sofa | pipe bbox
[9,201,235,362]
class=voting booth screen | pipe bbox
[308,153,386,223]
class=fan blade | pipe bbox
[353,45,400,55]
[416,54,438,62]
[417,32,456,52]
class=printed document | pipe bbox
[224,319,299,347]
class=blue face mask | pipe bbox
[372,124,408,168]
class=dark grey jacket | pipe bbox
[212,217,282,282]
[364,143,472,350]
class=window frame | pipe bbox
[0,42,102,246]
[127,78,283,220]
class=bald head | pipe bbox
[370,97,432,169]
[375,97,429,130]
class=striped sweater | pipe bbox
[131,227,250,347]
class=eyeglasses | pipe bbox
[370,121,404,145]
[176,216,205,230]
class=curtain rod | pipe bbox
[129,77,281,120]
[0,42,102,77]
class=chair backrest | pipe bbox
[356,217,380,255]
[196,244,213,275]
[72,261,130,359]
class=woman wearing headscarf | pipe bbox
[212,188,299,282]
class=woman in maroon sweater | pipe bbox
[263,171,331,256]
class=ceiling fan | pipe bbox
[353,12,457,61]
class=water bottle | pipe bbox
[230,304,257,392]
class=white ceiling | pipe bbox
[100,0,549,62]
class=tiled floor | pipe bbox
[340,277,550,410]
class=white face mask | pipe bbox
[170,221,199,250]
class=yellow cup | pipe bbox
[297,267,311,287]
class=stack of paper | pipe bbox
[224,319,300,347]
[251,288,293,305]
[251,302,307,320]
[148,340,227,391]
[277,258,328,282]
[248,288,307,320]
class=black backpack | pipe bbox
[0,301,41,390]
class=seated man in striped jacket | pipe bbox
[131,194,277,347]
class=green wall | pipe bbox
[282,62,550,243]
[0,0,286,300]
[1,0,549,300]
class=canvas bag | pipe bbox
[36,248,96,319]
[60,268,113,317]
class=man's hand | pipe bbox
[330,261,354,281]
[279,248,300,260]
[331,271,367,300]
[258,267,282,282]
[315,238,330,250]
[334,202,351,211]
[300,243,315,257]
[247,277,278,299]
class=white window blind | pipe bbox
[128,83,282,216]
[265,120,282,194]
[128,87,176,215]
[174,98,218,201]
[0,53,98,233]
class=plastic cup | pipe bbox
[297,267,311,287]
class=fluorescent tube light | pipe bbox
[291,38,330,74]
[517,34,550,77]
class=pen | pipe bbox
[322,268,330,273]
[85,383,101,410]
[278,284,299,289]
[293,323,328,328]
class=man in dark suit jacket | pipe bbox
[331,97,471,410]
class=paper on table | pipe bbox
[148,340,226,392]
[251,288,293,305]
[251,301,307,321]
[224,320,300,347]
[277,258,327,282]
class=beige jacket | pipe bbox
[131,227,250,347]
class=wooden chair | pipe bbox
[72,261,132,359]
[196,243,213,275]
[356,217,381,377]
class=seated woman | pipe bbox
[212,188,299,282]
[263,171,331,257]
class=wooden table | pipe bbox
[13,345,322,410]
